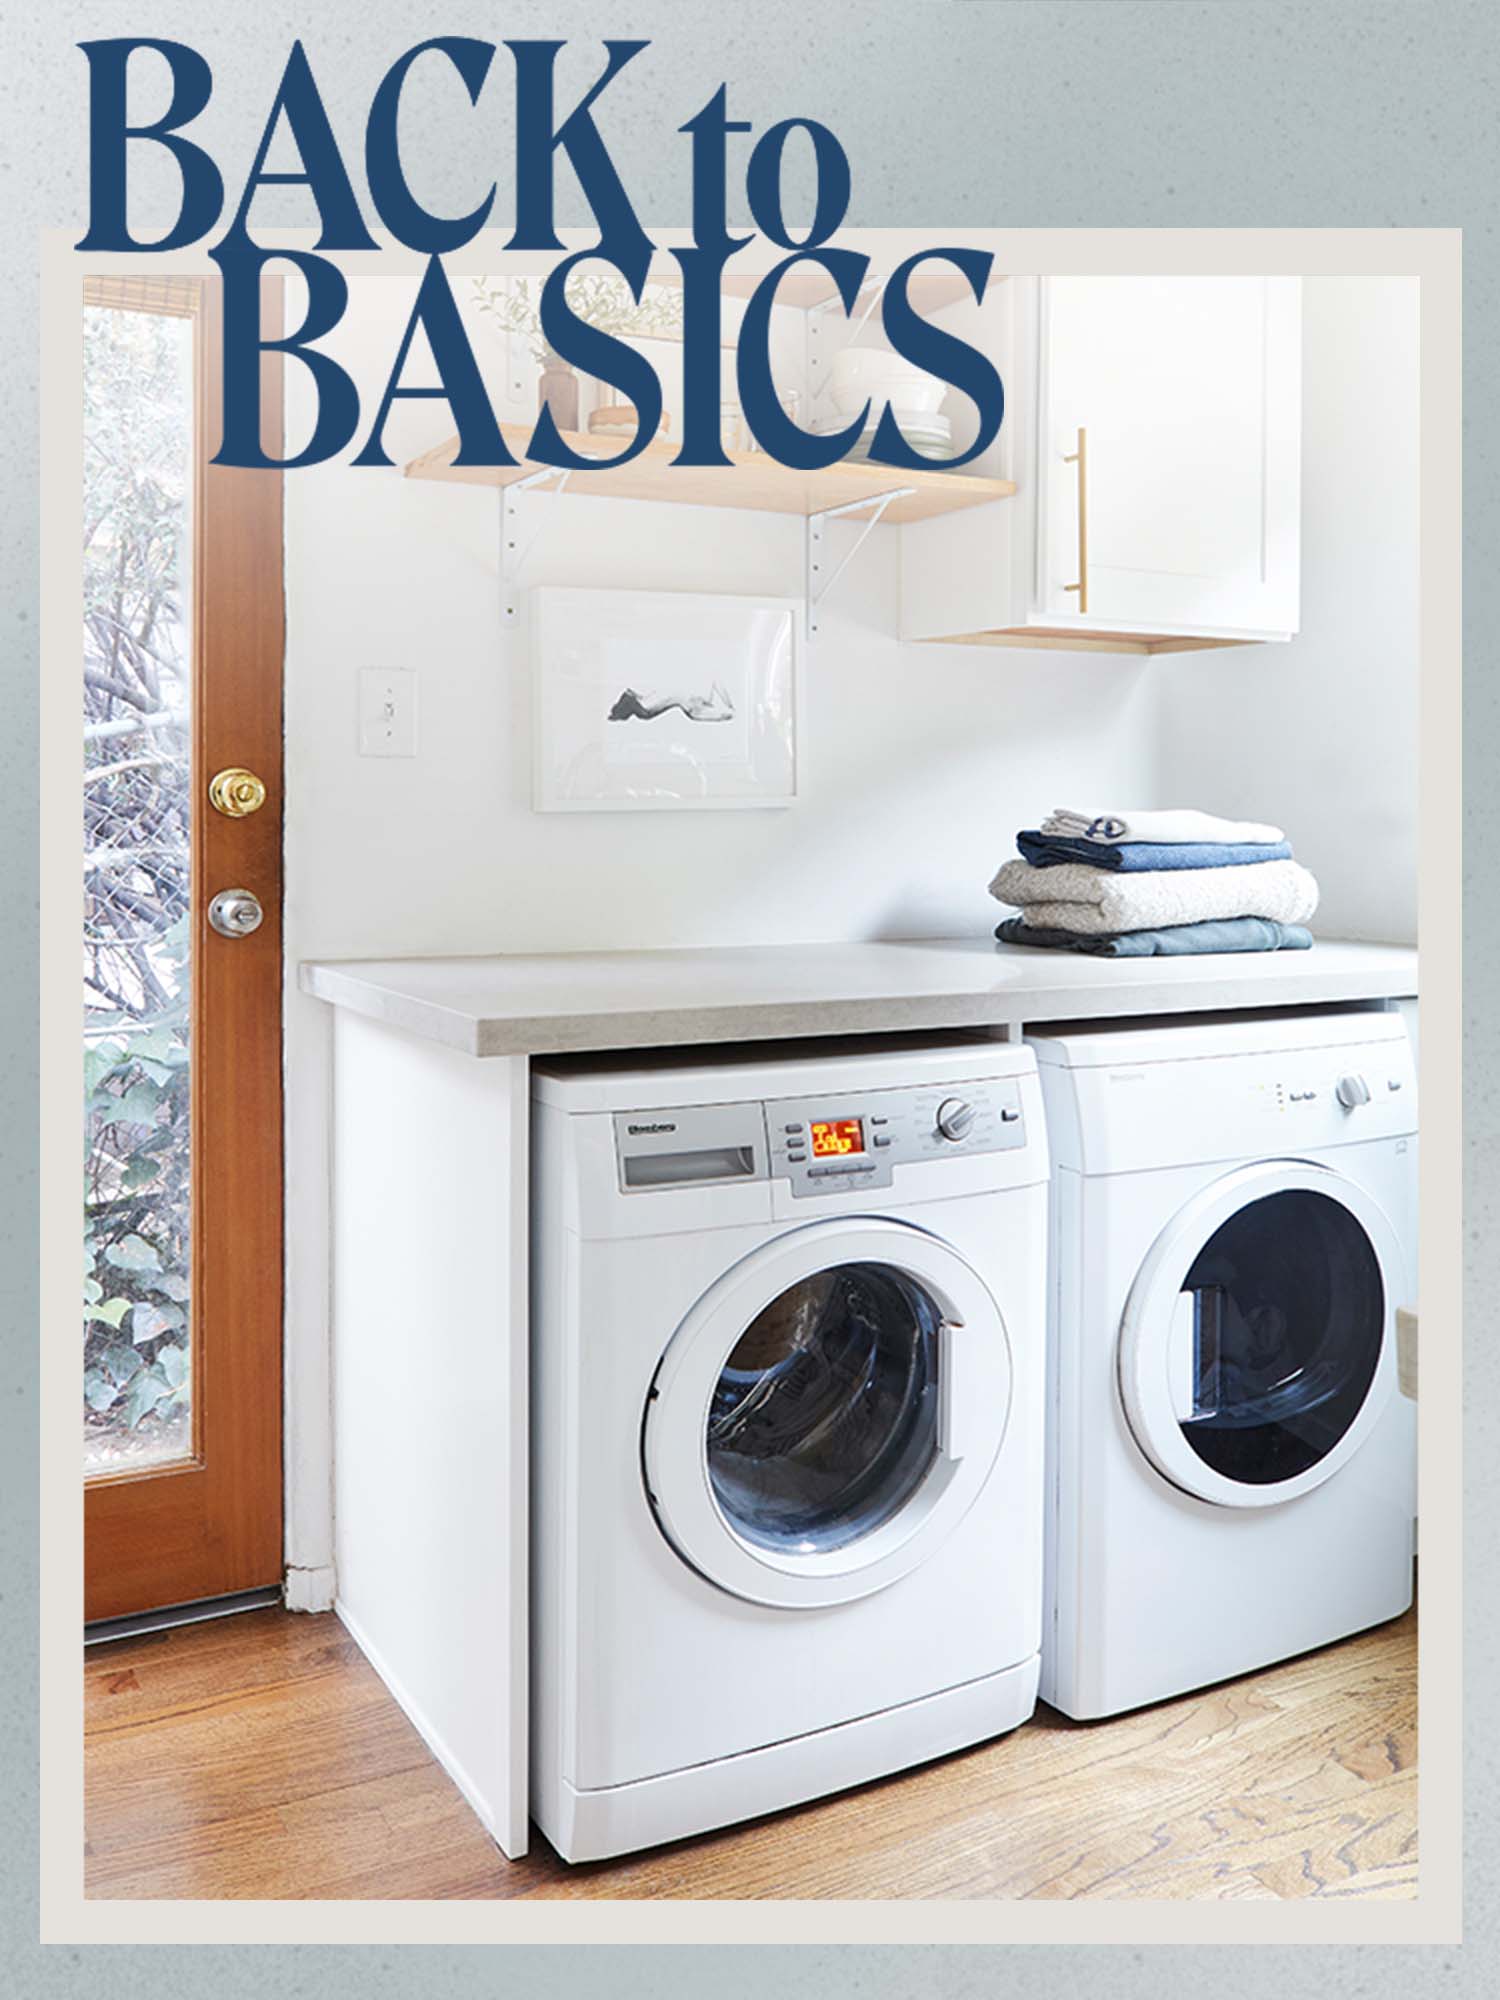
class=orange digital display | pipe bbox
[810,1117,865,1158]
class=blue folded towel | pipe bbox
[994,916,1315,957]
[1016,831,1295,873]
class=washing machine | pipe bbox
[1029,1007,1418,1720]
[529,1033,1048,1862]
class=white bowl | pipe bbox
[828,347,947,416]
[882,408,951,435]
[815,411,953,445]
[831,385,951,422]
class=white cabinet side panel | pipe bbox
[331,1011,528,1858]
[899,279,1029,643]
[899,498,1018,643]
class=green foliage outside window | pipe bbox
[82,305,194,1467]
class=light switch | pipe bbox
[358,668,418,757]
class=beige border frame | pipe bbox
[39,225,1461,1945]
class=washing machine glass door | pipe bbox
[643,1217,1014,1609]
[1119,1161,1402,1508]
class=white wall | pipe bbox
[285,279,1162,961]
[280,273,1419,1584]
[1154,277,1419,945]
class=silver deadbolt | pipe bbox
[208,888,264,938]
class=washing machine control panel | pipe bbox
[613,1079,1027,1195]
[768,1078,1026,1196]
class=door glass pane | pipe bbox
[706,1262,940,1554]
[1177,1190,1384,1485]
[82,304,194,1474]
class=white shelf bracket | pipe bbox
[500,467,572,624]
[804,486,914,638]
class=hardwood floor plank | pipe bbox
[84,1604,1417,1902]
[85,1608,365,1734]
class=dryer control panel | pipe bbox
[767,1077,1026,1197]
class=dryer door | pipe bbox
[1119,1161,1402,1508]
[643,1217,1013,1608]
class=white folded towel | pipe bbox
[988,857,1319,935]
[1041,807,1287,846]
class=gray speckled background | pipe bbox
[4,0,1494,1990]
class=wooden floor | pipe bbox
[84,1604,1417,1901]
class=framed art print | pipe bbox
[531,587,802,811]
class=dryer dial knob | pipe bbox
[935,1097,976,1141]
[1336,1073,1372,1109]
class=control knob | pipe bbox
[1335,1073,1372,1109]
[935,1097,976,1142]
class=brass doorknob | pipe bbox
[208,767,267,818]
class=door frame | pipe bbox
[84,278,285,1621]
[1117,1160,1401,1511]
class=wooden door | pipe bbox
[83,277,284,1621]
[1040,276,1301,636]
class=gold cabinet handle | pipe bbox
[208,767,267,818]
[1062,426,1088,615]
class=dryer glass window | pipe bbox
[1176,1190,1384,1485]
[706,1261,940,1553]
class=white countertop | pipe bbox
[300,937,1418,1058]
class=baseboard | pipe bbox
[282,1563,336,1613]
[334,1595,525,1860]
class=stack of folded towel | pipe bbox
[990,808,1318,956]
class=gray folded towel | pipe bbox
[989,856,1319,934]
[995,917,1315,958]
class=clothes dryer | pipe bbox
[1029,1009,1417,1719]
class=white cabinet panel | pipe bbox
[1040,276,1300,637]
[331,1014,530,1859]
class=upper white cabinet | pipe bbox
[902,276,1302,654]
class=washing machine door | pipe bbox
[1118,1160,1401,1508]
[642,1216,1014,1609]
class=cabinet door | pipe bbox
[1040,277,1300,637]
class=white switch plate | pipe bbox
[358,668,418,757]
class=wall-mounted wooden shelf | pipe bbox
[404,425,1015,524]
